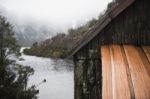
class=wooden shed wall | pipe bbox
[74,36,102,99]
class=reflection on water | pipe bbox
[17,53,74,99]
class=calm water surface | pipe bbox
[17,50,74,99]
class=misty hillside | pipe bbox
[0,0,113,48]
[13,0,118,47]
[14,24,55,47]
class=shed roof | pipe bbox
[70,0,136,56]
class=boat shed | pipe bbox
[70,0,150,99]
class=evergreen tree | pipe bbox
[0,16,39,99]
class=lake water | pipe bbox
[16,51,74,99]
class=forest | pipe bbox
[23,18,97,58]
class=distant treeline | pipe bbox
[23,18,97,58]
[23,0,121,58]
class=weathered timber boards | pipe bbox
[111,45,132,99]
[124,45,150,99]
[109,0,135,18]
[142,46,150,62]
[101,45,150,99]
[101,45,113,99]
[142,46,150,76]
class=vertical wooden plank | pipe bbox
[110,45,132,99]
[110,45,116,99]
[142,46,150,62]
[137,47,150,77]
[124,45,150,99]
[101,45,113,99]
[120,46,135,99]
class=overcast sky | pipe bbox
[0,0,112,32]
